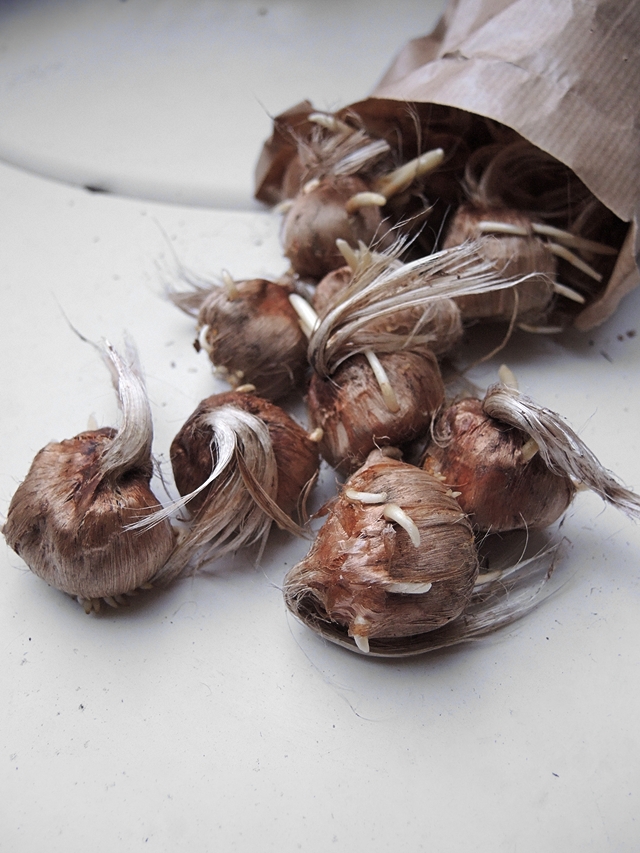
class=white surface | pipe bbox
[0,0,445,209]
[2,4,640,852]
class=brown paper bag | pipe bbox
[255,0,640,329]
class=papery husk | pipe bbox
[283,448,478,653]
[482,383,640,519]
[312,259,464,358]
[171,275,308,402]
[442,206,557,323]
[281,174,393,280]
[422,381,640,533]
[312,266,355,317]
[172,391,319,518]
[307,350,444,476]
[144,391,319,584]
[308,241,544,377]
[2,342,174,608]
[287,522,562,657]
[281,121,393,196]
[256,0,640,328]
[423,396,575,531]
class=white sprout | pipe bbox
[520,438,540,463]
[335,238,390,277]
[372,148,444,199]
[221,270,240,299]
[335,238,361,272]
[364,349,400,413]
[384,581,433,594]
[383,503,421,547]
[547,242,602,281]
[344,489,389,504]
[197,324,213,354]
[288,293,320,339]
[350,615,371,653]
[308,113,354,136]
[344,192,387,214]
[473,570,504,587]
[302,177,321,195]
[477,220,529,237]
[530,223,617,254]
[498,363,519,389]
[476,219,612,282]
[273,199,294,215]
[353,635,370,654]
[552,282,586,303]
[518,323,564,334]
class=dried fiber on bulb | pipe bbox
[277,113,446,279]
[307,349,444,475]
[3,341,174,612]
[141,391,320,584]
[170,274,309,401]
[284,448,478,654]
[422,382,640,532]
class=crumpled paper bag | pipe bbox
[255,0,640,330]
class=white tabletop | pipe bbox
[1,3,639,851]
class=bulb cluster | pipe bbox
[3,105,637,661]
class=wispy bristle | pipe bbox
[98,340,153,479]
[287,532,563,657]
[143,405,306,585]
[483,384,640,519]
[294,126,390,181]
[309,240,544,376]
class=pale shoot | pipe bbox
[289,294,320,339]
[344,489,389,504]
[364,348,400,412]
[382,503,421,547]
[308,113,354,136]
[373,148,445,199]
[345,191,387,214]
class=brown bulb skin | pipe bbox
[3,428,175,601]
[171,391,320,517]
[307,350,445,476]
[196,278,308,401]
[284,449,478,651]
[312,266,354,317]
[443,205,556,322]
[281,175,391,280]
[423,397,576,531]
